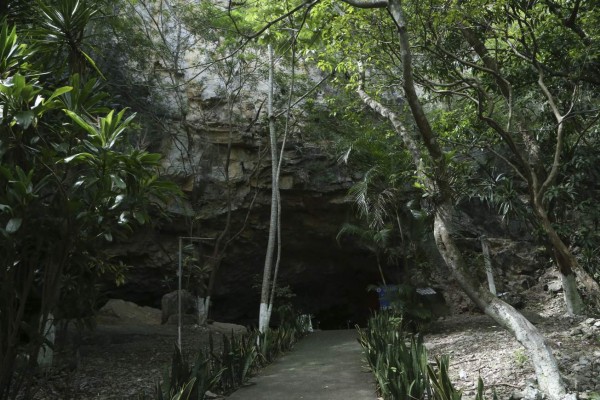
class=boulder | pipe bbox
[161,290,196,324]
[208,321,247,335]
[544,281,563,293]
[98,299,161,325]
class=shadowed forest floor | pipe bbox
[25,298,600,399]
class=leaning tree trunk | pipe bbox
[434,203,566,399]
[481,236,497,296]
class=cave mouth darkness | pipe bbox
[206,246,386,330]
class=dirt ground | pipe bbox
[27,324,217,399]
[24,297,600,399]
[426,312,600,399]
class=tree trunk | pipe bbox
[535,203,593,315]
[481,236,497,296]
[197,296,208,326]
[434,203,566,399]
[259,44,278,334]
[37,313,55,369]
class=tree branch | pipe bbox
[388,1,443,164]
[356,64,421,167]
[339,0,389,8]
[536,71,570,199]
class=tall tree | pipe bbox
[403,0,600,315]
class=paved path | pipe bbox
[226,330,376,400]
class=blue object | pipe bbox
[376,285,398,310]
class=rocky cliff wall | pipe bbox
[99,1,561,326]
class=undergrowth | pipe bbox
[138,306,311,400]
[357,311,498,400]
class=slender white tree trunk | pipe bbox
[561,273,583,317]
[259,44,279,334]
[197,296,208,325]
[262,35,297,332]
[534,204,588,315]
[481,236,496,296]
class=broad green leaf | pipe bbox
[6,217,22,233]
[118,212,129,225]
[63,152,95,163]
[133,211,146,224]
[47,86,72,102]
[110,194,125,210]
[14,110,35,128]
[80,50,106,80]
[64,110,99,139]
[111,174,126,190]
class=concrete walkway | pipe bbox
[226,330,376,400]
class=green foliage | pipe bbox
[153,346,223,400]
[473,172,530,224]
[358,312,494,400]
[513,349,528,368]
[427,355,462,400]
[145,307,310,399]
[258,305,310,363]
[380,285,434,332]
[0,16,180,399]
[216,331,259,390]
[34,0,101,73]
[357,313,431,399]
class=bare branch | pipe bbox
[387,1,444,164]
[536,71,572,199]
[339,0,389,8]
[274,74,331,118]
[484,146,528,182]
[356,64,422,166]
